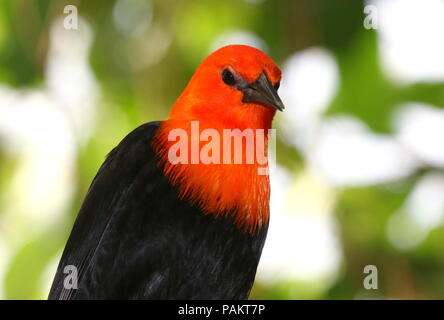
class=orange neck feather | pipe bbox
[152,119,271,233]
[151,45,281,233]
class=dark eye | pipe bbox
[274,81,280,90]
[222,68,236,86]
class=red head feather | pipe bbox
[153,45,282,233]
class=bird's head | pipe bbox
[156,45,283,232]
[168,45,284,130]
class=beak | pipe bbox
[241,72,285,111]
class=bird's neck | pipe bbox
[152,119,271,233]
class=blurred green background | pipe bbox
[1,0,444,299]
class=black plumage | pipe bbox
[48,122,268,300]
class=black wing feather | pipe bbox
[49,122,160,299]
[48,121,267,300]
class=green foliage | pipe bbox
[1,0,443,300]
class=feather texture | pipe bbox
[48,122,268,299]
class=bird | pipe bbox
[48,44,284,300]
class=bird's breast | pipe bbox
[152,120,271,233]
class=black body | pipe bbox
[48,122,268,300]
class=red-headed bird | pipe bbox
[48,45,284,300]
